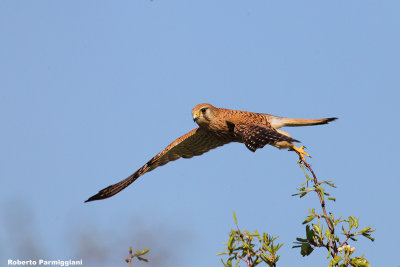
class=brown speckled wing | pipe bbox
[233,123,299,152]
[85,128,230,202]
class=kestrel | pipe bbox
[85,103,336,202]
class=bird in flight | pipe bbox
[85,103,336,202]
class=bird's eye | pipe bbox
[201,108,207,114]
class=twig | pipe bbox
[294,151,338,258]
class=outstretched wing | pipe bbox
[231,123,299,152]
[85,128,230,202]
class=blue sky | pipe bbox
[1,1,399,266]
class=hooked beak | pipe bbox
[193,113,199,122]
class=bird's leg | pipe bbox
[291,145,311,162]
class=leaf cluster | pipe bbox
[293,160,375,267]
[292,162,336,203]
[125,246,149,267]
[217,211,283,267]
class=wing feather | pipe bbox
[85,128,229,202]
[233,123,299,152]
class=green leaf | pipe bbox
[358,227,371,234]
[354,218,359,229]
[300,243,314,256]
[312,224,322,236]
[334,215,343,226]
[216,252,228,256]
[328,197,336,202]
[306,225,315,241]
[348,216,358,230]
[349,257,371,267]
[295,237,307,242]
[325,229,332,240]
[324,180,336,188]
[140,249,149,255]
[233,211,238,225]
[263,233,267,243]
[302,215,314,224]
[362,234,375,242]
[327,217,334,231]
[275,254,280,262]
[137,256,149,262]
[349,236,358,241]
[228,235,234,250]
[220,258,229,267]
[342,225,347,235]
[329,256,342,267]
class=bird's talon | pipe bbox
[292,145,311,162]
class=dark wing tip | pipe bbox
[84,184,118,203]
[84,175,137,203]
[326,117,338,123]
[84,191,108,203]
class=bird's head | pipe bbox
[192,103,218,127]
